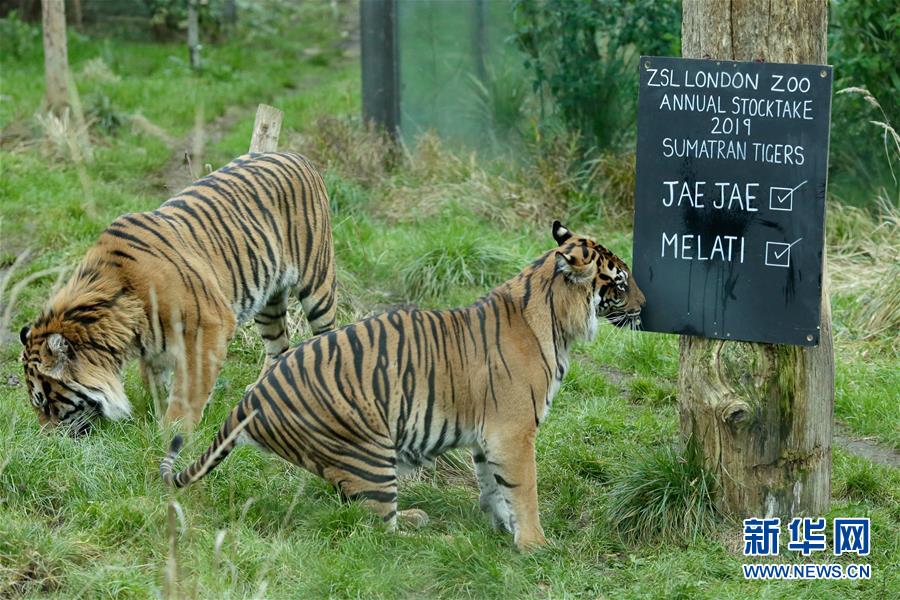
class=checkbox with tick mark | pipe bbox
[769,180,807,211]
[765,239,803,268]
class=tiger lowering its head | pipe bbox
[21,152,336,433]
[161,221,644,549]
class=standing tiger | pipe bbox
[20,152,336,433]
[160,221,644,549]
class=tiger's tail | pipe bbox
[160,408,258,488]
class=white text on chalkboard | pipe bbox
[662,181,759,211]
[661,233,746,263]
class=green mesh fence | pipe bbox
[397,0,529,155]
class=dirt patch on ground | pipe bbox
[593,364,631,389]
[834,421,900,468]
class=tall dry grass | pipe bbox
[296,115,399,187]
[828,198,900,347]
[299,116,638,229]
[828,87,899,350]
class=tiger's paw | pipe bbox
[398,508,429,529]
[514,530,548,552]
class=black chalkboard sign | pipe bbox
[632,56,833,346]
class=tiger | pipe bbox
[160,221,644,549]
[19,152,337,433]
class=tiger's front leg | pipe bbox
[164,319,233,430]
[473,448,513,532]
[482,429,547,550]
[139,357,171,418]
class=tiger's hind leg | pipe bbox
[251,289,291,387]
[298,269,337,336]
[325,461,404,530]
[397,508,429,528]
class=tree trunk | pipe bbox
[187,0,201,70]
[223,0,237,30]
[678,0,834,520]
[41,0,69,116]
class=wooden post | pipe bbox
[187,0,201,70]
[41,0,69,116]
[249,104,283,153]
[678,0,833,519]
[360,0,400,136]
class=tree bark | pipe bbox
[41,0,69,116]
[679,0,834,519]
[249,104,283,153]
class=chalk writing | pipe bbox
[662,233,745,263]
[661,181,759,211]
[633,57,832,346]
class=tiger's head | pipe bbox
[550,220,645,334]
[19,267,141,433]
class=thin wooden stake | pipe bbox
[249,104,283,153]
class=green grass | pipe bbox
[398,217,519,304]
[2,7,899,599]
[607,438,720,545]
[835,357,900,449]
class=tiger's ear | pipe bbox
[19,325,30,346]
[39,333,71,378]
[552,220,573,245]
[556,248,596,284]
